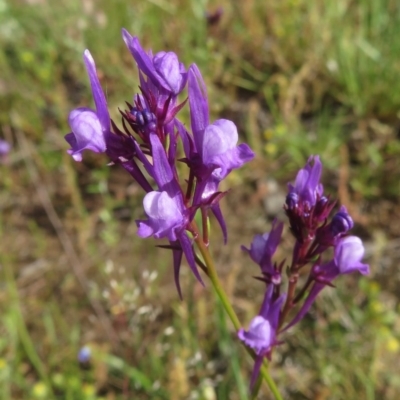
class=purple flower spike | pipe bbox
[287,155,323,209]
[238,285,285,389]
[242,220,284,280]
[66,50,110,161]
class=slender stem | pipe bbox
[192,222,283,400]
[279,271,298,329]
[193,224,240,329]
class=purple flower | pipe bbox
[135,132,203,296]
[181,64,254,241]
[137,191,186,241]
[122,29,187,95]
[335,236,369,275]
[284,235,369,330]
[286,155,323,210]
[238,285,285,389]
[65,50,110,162]
[285,156,337,245]
[242,220,284,283]
[187,65,254,183]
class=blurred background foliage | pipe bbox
[0,0,400,399]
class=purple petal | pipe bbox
[83,50,110,131]
[291,155,322,206]
[283,282,326,331]
[153,51,184,94]
[236,143,255,164]
[266,220,284,256]
[202,119,238,161]
[133,140,155,179]
[238,316,272,354]
[149,133,175,191]
[188,64,209,148]
[142,191,183,240]
[243,234,268,264]
[122,29,171,92]
[259,285,285,331]
[67,108,106,161]
[211,204,227,244]
[249,356,264,392]
[178,231,204,286]
[335,236,370,275]
[136,220,154,238]
[243,220,283,273]
[306,155,322,191]
[175,120,194,158]
[202,120,254,177]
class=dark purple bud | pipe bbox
[314,195,328,217]
[285,192,299,210]
[331,207,353,236]
[131,109,144,126]
[130,108,157,133]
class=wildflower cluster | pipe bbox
[66,31,370,396]
[65,29,254,297]
[238,156,369,388]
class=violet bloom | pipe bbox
[238,285,286,389]
[136,132,203,296]
[180,64,254,240]
[284,236,369,330]
[122,29,187,95]
[121,29,188,162]
[242,220,284,284]
[65,50,109,162]
[187,65,254,182]
[286,155,323,210]
[66,50,137,165]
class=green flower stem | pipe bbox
[192,224,283,400]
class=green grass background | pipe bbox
[0,0,400,399]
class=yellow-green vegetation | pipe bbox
[0,0,400,398]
